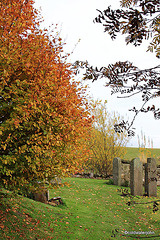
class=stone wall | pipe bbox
[113,158,160,187]
[121,160,130,186]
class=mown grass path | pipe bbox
[0,178,160,239]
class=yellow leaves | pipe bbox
[1,156,16,166]
[2,144,7,151]
[3,68,9,78]
[25,156,32,163]
[4,159,8,165]
[14,119,20,128]
[86,99,128,176]
[6,169,13,177]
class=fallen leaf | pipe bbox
[0,224,4,229]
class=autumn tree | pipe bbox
[74,0,160,136]
[0,0,92,193]
[85,100,128,177]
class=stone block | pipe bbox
[130,158,143,196]
[113,158,121,186]
[145,158,157,197]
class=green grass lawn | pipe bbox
[124,147,160,163]
[0,178,160,240]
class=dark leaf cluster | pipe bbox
[94,7,147,46]
[94,7,124,40]
[117,187,131,196]
[74,59,160,135]
[138,0,160,14]
[111,228,119,238]
[130,105,160,119]
[94,1,160,46]
[115,121,136,137]
[153,201,159,213]
[73,60,108,82]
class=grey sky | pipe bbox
[34,0,160,148]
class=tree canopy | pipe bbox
[74,0,160,136]
[0,0,92,192]
[85,100,128,177]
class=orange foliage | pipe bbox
[0,0,92,192]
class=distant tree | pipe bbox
[85,100,128,177]
[0,0,92,193]
[73,0,160,136]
